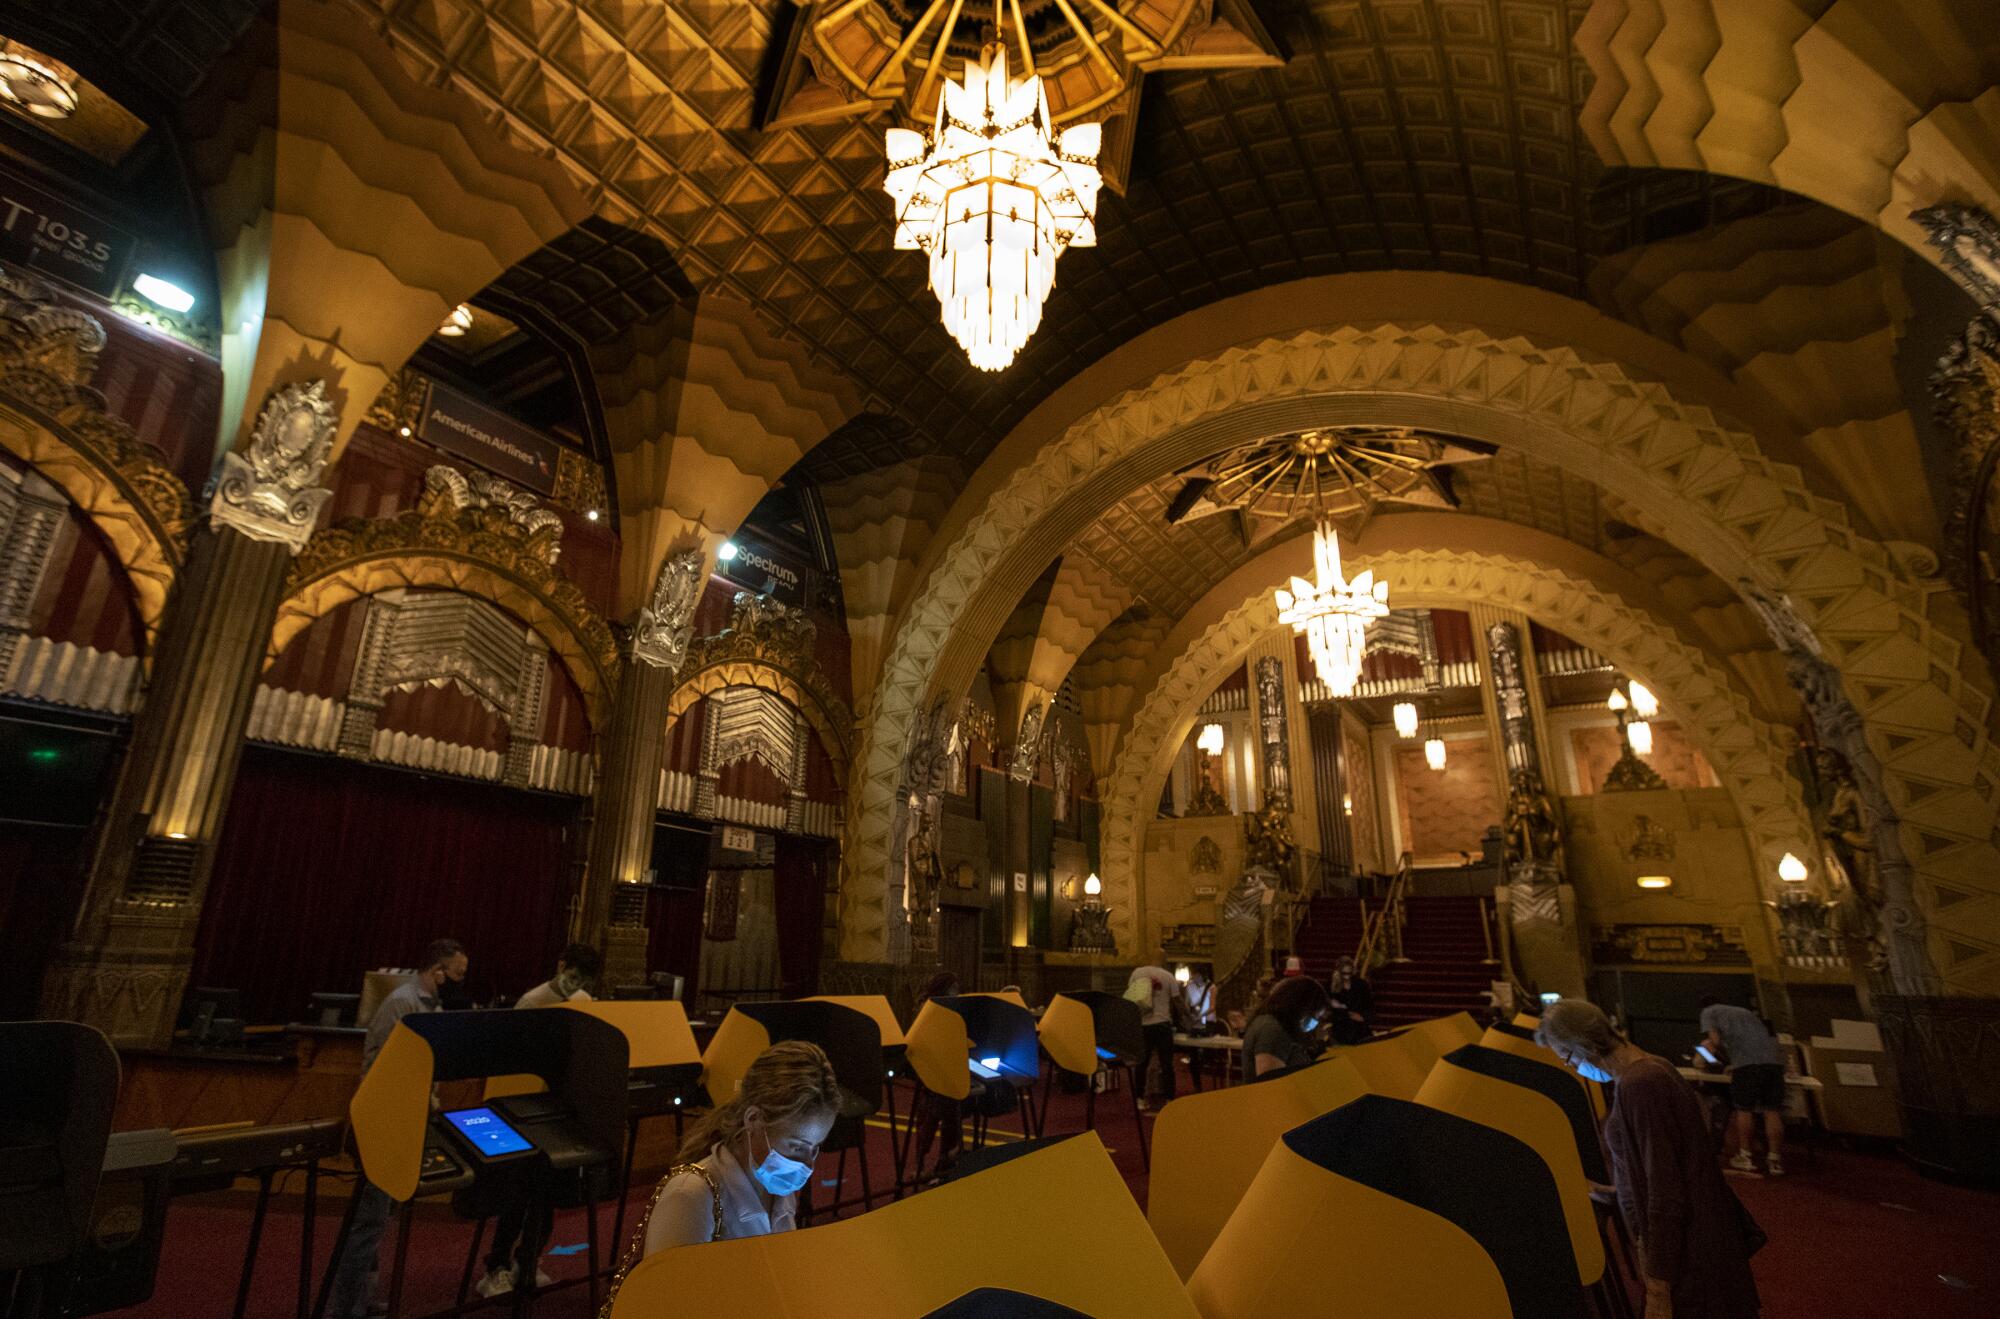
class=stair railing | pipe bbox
[1355,850,1415,971]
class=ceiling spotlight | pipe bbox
[585,509,600,522]
[1778,853,1809,883]
[398,426,412,438]
[132,273,195,314]
[1392,700,1419,739]
[437,303,473,337]
[717,541,739,563]
[0,50,79,120]
[1195,723,1224,757]
[1635,875,1673,890]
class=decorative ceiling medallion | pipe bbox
[883,43,1102,370]
[771,0,1283,188]
[1167,426,1495,540]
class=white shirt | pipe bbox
[644,1143,797,1254]
[514,980,591,1009]
[1127,965,1176,1027]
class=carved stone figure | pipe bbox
[1484,620,1543,777]
[1618,814,1676,863]
[1743,582,1936,993]
[211,379,337,551]
[1767,889,1843,965]
[904,794,943,921]
[1190,835,1223,875]
[630,547,705,669]
[1916,202,2000,311]
[421,465,564,562]
[1009,701,1046,782]
[1502,769,1564,873]
[1243,803,1296,878]
[1253,656,1293,810]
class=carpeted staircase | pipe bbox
[1296,891,1496,1027]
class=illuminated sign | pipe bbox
[0,164,136,299]
[718,535,807,606]
[415,379,562,495]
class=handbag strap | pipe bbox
[598,1161,727,1318]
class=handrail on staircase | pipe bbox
[1355,850,1415,971]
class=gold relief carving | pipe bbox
[279,464,617,725]
[553,449,607,517]
[674,590,853,762]
[363,368,426,436]
[1602,744,1670,793]
[0,264,192,647]
[211,379,337,551]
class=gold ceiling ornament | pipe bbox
[883,36,1102,370]
[1166,425,1495,540]
[768,0,1283,188]
[0,40,79,121]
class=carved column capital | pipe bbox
[209,380,337,551]
[629,547,705,669]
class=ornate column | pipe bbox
[578,548,703,986]
[44,382,336,1045]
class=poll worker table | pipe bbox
[1172,1033,1243,1090]
[1677,1066,1827,1165]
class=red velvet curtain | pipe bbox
[192,746,582,1023]
[773,835,830,998]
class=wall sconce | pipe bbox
[1777,852,1809,883]
[1342,793,1353,815]
[1196,723,1224,756]
[1392,701,1418,738]
[1635,874,1673,890]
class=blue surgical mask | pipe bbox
[1574,1060,1614,1084]
[748,1127,814,1196]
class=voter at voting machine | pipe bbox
[325,938,468,1319]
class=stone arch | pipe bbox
[271,552,616,729]
[1095,545,1816,958]
[842,300,1992,982]
[667,659,851,791]
[0,282,193,654]
[1573,0,2000,285]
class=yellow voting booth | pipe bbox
[1331,1027,1436,1099]
[1480,1024,1608,1119]
[608,1135,1197,1318]
[1149,1054,1366,1279]
[1416,1046,1606,1289]
[1187,1095,1587,1319]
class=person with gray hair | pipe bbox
[1537,999,1762,1319]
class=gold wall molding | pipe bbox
[668,591,854,785]
[272,466,616,726]
[0,267,192,651]
[840,313,1996,992]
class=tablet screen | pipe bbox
[967,1058,1001,1080]
[443,1106,534,1158]
[1694,1044,1719,1065]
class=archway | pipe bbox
[841,277,1988,983]
[1094,542,1815,959]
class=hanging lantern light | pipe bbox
[882,36,1101,372]
[1424,733,1447,771]
[1392,700,1419,739]
[1274,517,1390,696]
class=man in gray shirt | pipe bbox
[1698,996,1788,1176]
[331,938,468,1317]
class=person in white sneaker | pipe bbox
[1698,996,1788,1177]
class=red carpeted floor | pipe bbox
[109,1082,1996,1319]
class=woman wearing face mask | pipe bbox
[632,1039,841,1257]
[1240,976,1334,1078]
[1537,1000,1762,1319]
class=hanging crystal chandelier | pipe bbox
[882,38,1102,371]
[1274,517,1389,697]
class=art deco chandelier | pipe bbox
[882,28,1102,371]
[1274,517,1389,697]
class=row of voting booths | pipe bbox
[603,1008,1639,1318]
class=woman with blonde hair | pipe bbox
[626,1040,841,1259]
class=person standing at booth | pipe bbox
[1698,996,1789,1177]
[328,938,468,1319]
[1538,999,1763,1319]
[1125,961,1180,1108]
[631,1040,840,1256]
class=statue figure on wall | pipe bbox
[903,792,944,954]
[1743,582,1937,993]
[1817,748,1887,973]
[1009,701,1046,782]
[1502,769,1564,875]
[1243,803,1296,879]
[1253,656,1293,810]
[1484,620,1542,777]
